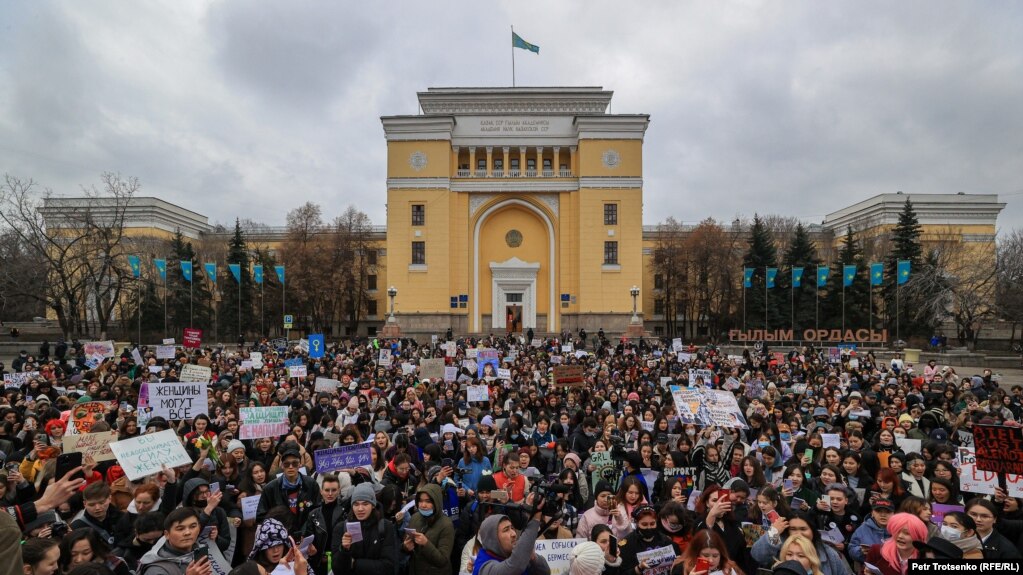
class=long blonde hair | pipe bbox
[777,535,822,575]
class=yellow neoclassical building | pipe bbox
[381,87,649,335]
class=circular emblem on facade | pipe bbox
[601,149,621,169]
[408,151,428,171]
[505,229,523,248]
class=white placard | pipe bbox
[162,338,175,345]
[896,437,922,455]
[444,366,458,382]
[131,347,144,365]
[672,338,683,352]
[467,385,490,403]
[109,429,192,481]
[466,348,479,359]
[821,433,842,449]
[401,362,416,375]
[497,368,511,380]
[532,539,584,575]
[315,377,340,393]
[179,364,212,383]
[958,447,998,495]
[378,349,392,367]
[288,365,308,378]
[250,352,263,368]
[148,382,209,421]
[241,494,260,520]
[156,345,176,359]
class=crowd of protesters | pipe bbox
[2,330,1022,575]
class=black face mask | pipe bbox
[638,527,658,540]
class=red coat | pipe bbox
[865,544,902,575]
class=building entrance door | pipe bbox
[505,304,523,334]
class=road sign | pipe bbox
[284,314,294,329]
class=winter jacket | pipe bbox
[179,477,231,553]
[256,472,322,527]
[331,514,399,575]
[848,517,889,564]
[752,531,852,575]
[406,484,456,575]
[575,503,632,540]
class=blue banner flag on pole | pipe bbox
[512,31,539,54]
[181,261,193,283]
[253,264,263,285]
[897,260,911,285]
[843,264,856,287]
[817,265,829,288]
[870,262,884,286]
[154,259,167,281]
[743,268,754,289]
[792,267,804,288]
[766,268,778,289]
[228,263,241,283]
[127,255,141,278]
[204,263,217,284]
[275,265,285,285]
[308,334,325,359]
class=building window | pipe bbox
[506,293,523,303]
[494,159,503,170]
[477,158,486,170]
[511,158,520,170]
[367,274,377,291]
[604,241,618,265]
[412,241,426,265]
[604,203,618,226]
[654,326,664,336]
[367,250,377,265]
[367,326,377,336]
[411,204,425,226]
[367,300,378,316]
[654,274,664,290]
[654,298,664,315]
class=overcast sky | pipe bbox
[2,1,1021,232]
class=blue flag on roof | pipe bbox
[512,31,539,54]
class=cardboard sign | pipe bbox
[467,385,490,403]
[497,368,511,380]
[314,443,373,473]
[672,338,683,352]
[553,365,585,387]
[84,340,116,358]
[401,362,416,375]
[179,364,212,383]
[973,424,1023,475]
[895,437,922,456]
[148,382,209,421]
[63,430,117,461]
[958,447,998,495]
[444,341,457,357]
[314,377,340,393]
[420,358,446,380]
[68,401,111,435]
[4,371,40,387]
[162,338,175,345]
[287,362,308,378]
[532,539,585,575]
[249,352,263,368]
[240,406,291,440]
[155,345,176,359]
[443,366,458,382]
[183,328,203,349]
[110,429,191,481]
[241,494,260,520]
[377,349,392,367]
[590,451,618,489]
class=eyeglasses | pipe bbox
[281,460,301,468]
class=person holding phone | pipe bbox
[619,506,678,575]
[137,508,215,575]
[247,519,308,575]
[470,494,550,575]
[680,529,743,575]
[590,525,622,575]
[404,484,454,575]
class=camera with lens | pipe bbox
[607,428,628,462]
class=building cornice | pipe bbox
[822,193,1005,232]
[575,115,650,140]
[380,116,455,141]
[418,87,613,115]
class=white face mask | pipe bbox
[940,525,962,541]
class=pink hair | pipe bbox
[881,512,928,573]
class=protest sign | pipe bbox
[590,451,618,488]
[478,349,500,379]
[179,364,212,383]
[240,360,253,370]
[930,503,965,525]
[155,345,176,359]
[314,377,340,393]
[284,358,307,378]
[635,545,675,575]
[377,349,392,367]
[240,406,291,440]
[821,434,842,449]
[895,437,922,456]
[4,371,40,387]
[973,424,1023,475]
[531,338,542,347]
[249,352,263,368]
[958,447,998,495]
[314,443,373,473]
[672,338,683,352]
[68,401,111,435]
[241,495,260,520]
[677,352,692,364]
[401,362,416,375]
[131,347,144,365]
[561,344,574,353]
[466,348,479,359]
[670,387,746,428]
[63,431,117,461]
[532,539,584,575]
[84,340,116,358]
[462,358,478,373]
[444,341,457,357]
[443,366,458,382]
[110,429,192,481]
[149,382,208,421]
[687,369,714,387]
[467,385,490,403]
[420,358,446,380]
[162,338,175,345]
[553,365,585,387]
[183,328,202,349]
[1007,473,1023,498]
[497,368,511,380]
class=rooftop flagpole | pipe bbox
[511,25,516,87]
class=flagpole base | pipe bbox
[625,321,646,339]
[381,320,402,338]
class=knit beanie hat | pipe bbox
[570,542,606,575]
[351,482,378,506]
[227,439,246,455]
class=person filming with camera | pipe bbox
[471,492,552,575]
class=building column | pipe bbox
[552,146,561,175]
[519,147,527,177]
[569,146,577,175]
[486,146,493,177]
[452,146,460,173]
[502,147,509,177]
[536,146,544,175]
[469,147,477,176]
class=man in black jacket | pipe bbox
[305,474,347,574]
[257,441,322,529]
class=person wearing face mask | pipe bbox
[618,506,678,575]
[658,501,695,552]
[937,511,983,559]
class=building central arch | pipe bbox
[473,198,557,333]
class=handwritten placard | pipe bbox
[533,539,584,575]
[467,385,490,403]
[155,345,176,359]
[109,429,192,481]
[240,406,291,440]
[149,382,209,421]
[314,443,373,473]
[241,494,260,520]
[314,377,340,393]
[63,431,118,461]
[420,358,446,380]
[179,364,212,383]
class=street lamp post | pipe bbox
[387,286,398,323]
[630,285,640,324]
[382,284,402,337]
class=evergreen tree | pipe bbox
[884,198,925,339]
[824,227,870,334]
[742,215,783,330]
[783,223,819,334]
[166,229,213,335]
[219,220,254,340]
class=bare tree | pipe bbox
[996,229,1023,348]
[652,217,687,337]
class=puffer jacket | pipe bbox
[848,517,889,564]
[406,484,455,575]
